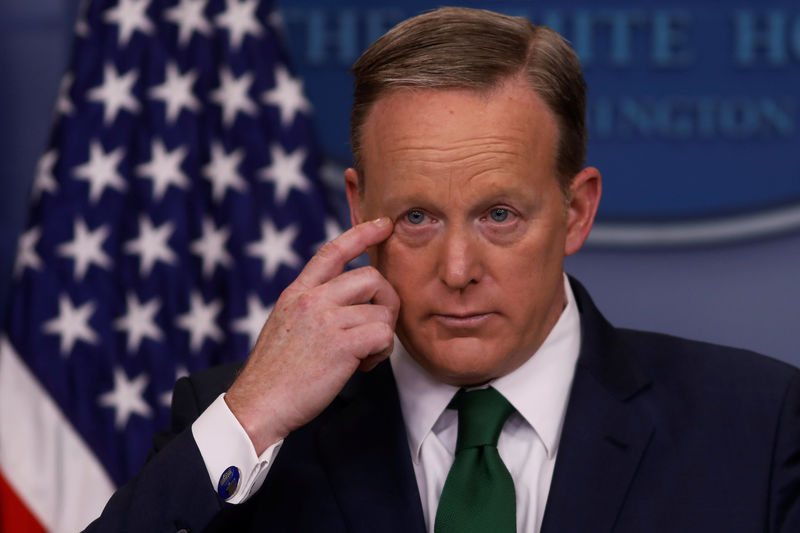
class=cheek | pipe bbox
[479,219,527,246]
[491,236,563,301]
[392,222,438,247]
[371,237,411,283]
[372,237,434,300]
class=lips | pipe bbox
[431,311,495,328]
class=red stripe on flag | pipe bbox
[0,470,46,533]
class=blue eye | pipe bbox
[406,210,425,224]
[490,208,509,222]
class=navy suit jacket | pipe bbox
[86,279,800,532]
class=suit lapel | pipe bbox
[541,279,655,533]
[316,361,426,533]
[312,279,653,533]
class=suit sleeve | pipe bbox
[82,376,225,533]
[770,370,800,533]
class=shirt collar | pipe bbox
[391,274,582,462]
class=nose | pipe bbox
[437,224,484,290]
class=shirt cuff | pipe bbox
[192,393,283,504]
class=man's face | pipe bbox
[346,79,599,386]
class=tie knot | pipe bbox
[450,387,515,453]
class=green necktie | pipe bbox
[434,387,517,533]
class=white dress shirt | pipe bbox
[192,275,581,530]
[391,275,581,533]
[192,394,283,503]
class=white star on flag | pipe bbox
[98,367,153,430]
[73,140,127,203]
[13,226,43,278]
[164,0,212,46]
[103,0,154,46]
[210,68,257,127]
[191,218,232,277]
[215,0,263,49]
[202,143,248,202]
[1,0,336,526]
[260,144,310,204]
[176,291,224,353]
[124,216,177,277]
[262,66,311,127]
[56,72,74,116]
[246,220,301,279]
[232,294,272,349]
[57,218,112,281]
[136,139,189,201]
[42,293,98,356]
[87,64,140,125]
[159,366,190,407]
[31,149,59,201]
[114,292,163,354]
[148,63,200,123]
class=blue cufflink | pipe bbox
[217,466,240,500]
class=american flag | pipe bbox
[0,0,340,530]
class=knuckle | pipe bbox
[361,265,380,279]
[377,322,394,343]
[295,290,319,312]
[274,288,294,308]
[317,241,345,264]
[320,307,337,326]
[351,265,379,284]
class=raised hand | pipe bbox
[225,217,399,454]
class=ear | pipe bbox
[344,168,365,228]
[564,166,602,256]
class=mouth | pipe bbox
[431,312,495,328]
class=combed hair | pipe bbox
[350,7,587,193]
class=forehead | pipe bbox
[359,80,560,194]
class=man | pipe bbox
[86,7,800,533]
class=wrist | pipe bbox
[224,388,289,455]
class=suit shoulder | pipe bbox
[617,327,799,397]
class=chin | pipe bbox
[406,336,516,386]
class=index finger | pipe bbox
[294,217,393,289]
